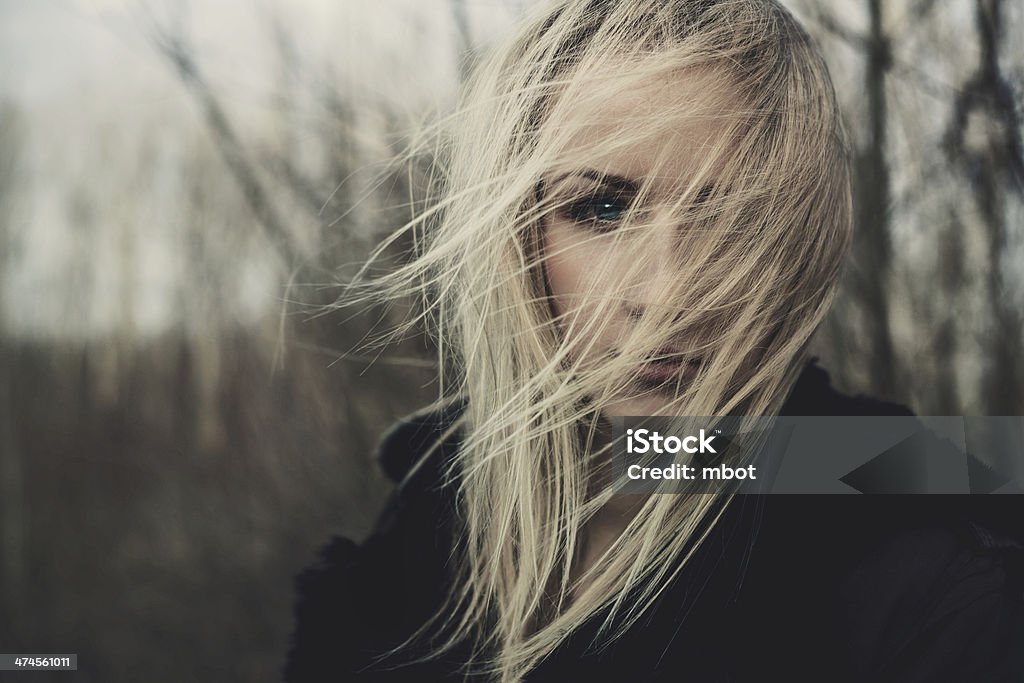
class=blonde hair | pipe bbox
[343,0,851,680]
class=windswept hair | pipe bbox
[343,0,852,680]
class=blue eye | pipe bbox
[566,194,630,228]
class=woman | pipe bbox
[285,1,1024,680]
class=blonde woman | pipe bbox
[285,1,1024,681]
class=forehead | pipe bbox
[546,66,742,193]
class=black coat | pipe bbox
[283,360,1024,682]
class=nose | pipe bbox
[620,231,680,322]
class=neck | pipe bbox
[577,412,648,559]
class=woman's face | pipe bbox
[541,70,738,422]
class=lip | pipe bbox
[636,350,702,384]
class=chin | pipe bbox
[601,393,677,421]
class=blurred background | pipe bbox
[0,0,1021,680]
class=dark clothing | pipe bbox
[284,360,1024,682]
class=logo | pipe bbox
[626,428,717,455]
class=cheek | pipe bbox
[544,224,577,321]
[543,252,573,321]
[542,221,591,322]
[542,222,634,369]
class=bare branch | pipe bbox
[141,3,302,268]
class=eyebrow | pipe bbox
[541,168,721,212]
[547,168,640,195]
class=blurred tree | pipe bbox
[799,0,1023,413]
[853,0,899,399]
[944,0,1024,414]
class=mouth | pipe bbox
[635,348,703,386]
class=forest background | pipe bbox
[1,0,1022,680]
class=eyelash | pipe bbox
[553,185,719,233]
